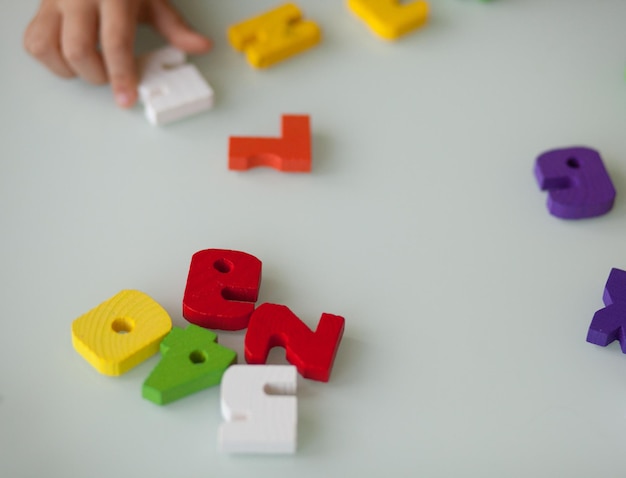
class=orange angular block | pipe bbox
[228,115,311,172]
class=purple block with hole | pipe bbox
[587,268,626,352]
[534,146,616,219]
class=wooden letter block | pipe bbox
[534,146,616,219]
[219,365,297,454]
[347,0,429,40]
[138,46,214,126]
[142,325,237,405]
[71,290,172,376]
[229,115,311,172]
[245,303,345,382]
[587,268,626,351]
[183,249,262,330]
[227,3,321,68]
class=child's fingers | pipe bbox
[148,0,212,54]
[60,2,107,84]
[23,6,75,78]
[100,0,139,108]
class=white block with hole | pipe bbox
[138,46,214,126]
[219,365,297,454]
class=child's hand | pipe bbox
[23,0,212,108]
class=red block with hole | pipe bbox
[244,303,345,382]
[228,115,311,172]
[183,249,262,330]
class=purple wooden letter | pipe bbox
[534,146,616,219]
[587,268,626,352]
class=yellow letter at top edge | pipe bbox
[71,290,172,376]
[347,0,429,40]
[227,3,321,68]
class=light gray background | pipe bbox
[2,1,626,476]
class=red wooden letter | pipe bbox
[183,249,262,330]
[244,303,345,382]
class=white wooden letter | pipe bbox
[138,46,214,126]
[219,365,297,454]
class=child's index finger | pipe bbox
[99,0,139,107]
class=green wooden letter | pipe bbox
[142,325,237,405]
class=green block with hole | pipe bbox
[142,324,237,405]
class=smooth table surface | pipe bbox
[2,1,626,476]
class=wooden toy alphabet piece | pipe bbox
[245,303,345,382]
[229,115,311,172]
[587,268,626,352]
[227,3,321,68]
[219,365,297,454]
[138,46,214,126]
[71,290,172,376]
[534,146,616,219]
[183,249,262,330]
[142,325,237,405]
[347,0,429,40]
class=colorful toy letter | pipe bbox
[229,115,311,172]
[138,46,214,125]
[142,325,237,405]
[534,146,616,219]
[245,303,345,382]
[587,268,626,352]
[71,290,172,376]
[347,0,429,40]
[228,3,321,68]
[219,365,297,453]
[183,249,262,330]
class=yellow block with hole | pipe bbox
[347,0,429,40]
[227,3,321,68]
[71,290,172,376]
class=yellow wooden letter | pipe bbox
[347,0,429,40]
[71,290,172,376]
[227,3,321,68]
